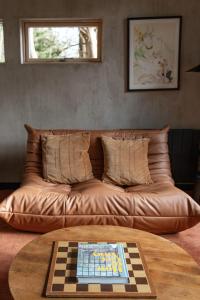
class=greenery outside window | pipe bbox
[0,21,5,63]
[21,19,102,63]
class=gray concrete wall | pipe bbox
[0,0,199,181]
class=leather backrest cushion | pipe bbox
[24,124,174,184]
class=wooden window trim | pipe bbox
[20,19,102,64]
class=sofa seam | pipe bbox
[0,211,199,218]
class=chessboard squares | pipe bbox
[128,247,139,253]
[65,276,77,283]
[52,283,65,292]
[128,270,134,277]
[127,263,133,271]
[68,242,78,247]
[130,258,142,264]
[136,284,151,293]
[56,251,68,258]
[132,264,144,270]
[57,241,69,248]
[54,270,65,277]
[67,250,77,258]
[58,246,68,252]
[63,283,77,292]
[54,263,66,270]
[125,252,130,259]
[100,284,113,292]
[125,284,138,292]
[76,284,89,292]
[126,243,137,248]
[66,257,77,264]
[120,242,127,247]
[52,275,65,285]
[129,252,140,258]
[135,277,148,285]
[65,269,76,277]
[88,284,101,293]
[112,284,126,293]
[126,258,131,264]
[56,257,67,264]
[129,276,136,284]
[133,270,146,277]
[67,247,78,255]
[124,247,128,253]
[50,241,153,297]
[66,263,76,270]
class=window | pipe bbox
[21,19,102,63]
[0,21,5,63]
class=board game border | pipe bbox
[46,240,157,298]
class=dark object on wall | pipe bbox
[186,64,200,200]
[0,182,20,189]
[168,129,200,196]
[127,16,182,91]
[194,143,200,204]
[187,65,200,72]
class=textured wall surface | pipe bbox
[0,0,199,181]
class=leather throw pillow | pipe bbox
[42,133,94,184]
[101,136,153,186]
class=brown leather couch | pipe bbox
[0,125,200,233]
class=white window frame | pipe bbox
[20,18,102,64]
[0,20,5,63]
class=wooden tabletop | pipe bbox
[9,225,200,300]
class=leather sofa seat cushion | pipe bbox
[42,133,93,184]
[102,136,152,186]
[0,177,200,233]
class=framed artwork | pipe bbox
[128,16,182,91]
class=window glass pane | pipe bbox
[0,22,5,63]
[28,26,98,60]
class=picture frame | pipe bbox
[127,16,182,91]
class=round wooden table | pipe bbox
[9,225,200,300]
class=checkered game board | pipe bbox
[46,241,156,298]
